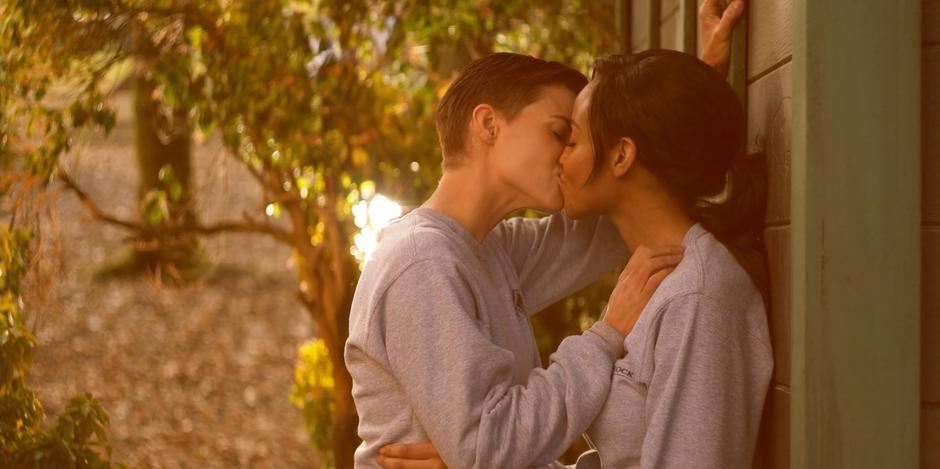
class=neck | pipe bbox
[607,190,696,252]
[423,165,520,241]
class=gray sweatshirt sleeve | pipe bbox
[640,293,773,468]
[379,260,624,469]
[492,214,630,313]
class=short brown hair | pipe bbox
[435,53,587,166]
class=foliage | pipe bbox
[0,226,123,468]
[290,339,336,469]
[0,1,119,182]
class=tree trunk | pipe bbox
[300,285,360,469]
[96,64,203,284]
[328,341,359,469]
[134,74,195,227]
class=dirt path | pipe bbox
[25,91,321,468]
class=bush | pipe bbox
[290,338,336,469]
[0,226,123,468]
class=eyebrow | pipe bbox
[551,115,579,129]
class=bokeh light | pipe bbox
[351,193,402,265]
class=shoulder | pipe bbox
[645,227,762,318]
[351,252,479,350]
[368,211,468,268]
[690,231,758,300]
[636,230,767,347]
[350,212,475,324]
[365,214,478,307]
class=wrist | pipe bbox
[602,314,629,336]
[591,321,627,358]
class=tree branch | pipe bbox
[56,166,294,245]
[56,166,144,232]
[181,213,294,245]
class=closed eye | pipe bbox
[558,134,576,148]
[551,130,573,145]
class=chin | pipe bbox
[527,190,564,213]
[562,202,589,220]
[543,194,565,213]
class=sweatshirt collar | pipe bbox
[410,206,486,250]
[682,222,708,247]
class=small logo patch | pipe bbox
[614,365,635,379]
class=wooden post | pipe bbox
[790,0,921,467]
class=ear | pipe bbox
[610,137,637,178]
[470,104,499,145]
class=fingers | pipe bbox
[624,245,684,272]
[710,0,745,45]
[621,245,684,281]
[699,0,726,19]
[633,244,685,258]
[604,244,683,337]
[381,443,439,460]
[617,255,681,298]
[641,267,675,298]
[378,456,446,469]
[378,444,446,469]
[638,253,683,279]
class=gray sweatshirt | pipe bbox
[345,207,629,468]
[584,223,774,468]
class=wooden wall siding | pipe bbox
[763,226,791,387]
[925,406,940,469]
[631,0,650,52]
[660,8,681,51]
[649,0,662,49]
[925,228,940,405]
[753,385,790,469]
[925,46,940,223]
[746,63,792,226]
[682,0,697,54]
[924,1,940,467]
[696,0,705,57]
[927,0,940,44]
[747,0,793,82]
[616,0,632,53]
[746,0,791,467]
[728,11,747,107]
[640,0,693,54]
[662,0,679,19]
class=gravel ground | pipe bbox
[23,91,321,468]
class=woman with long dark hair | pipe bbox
[555,49,772,468]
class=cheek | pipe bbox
[522,139,565,181]
[502,133,558,167]
[534,136,564,163]
[563,147,594,186]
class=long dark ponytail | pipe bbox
[589,50,769,304]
